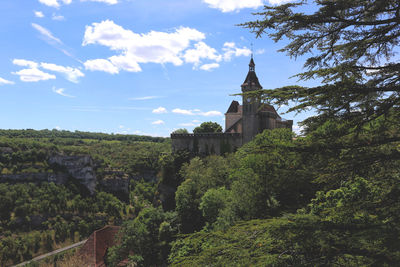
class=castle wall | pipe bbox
[171,133,242,155]
[225,113,242,133]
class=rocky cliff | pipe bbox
[48,154,97,194]
[0,154,97,194]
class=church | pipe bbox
[171,56,293,155]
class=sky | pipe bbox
[0,0,315,137]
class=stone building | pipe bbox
[171,56,292,155]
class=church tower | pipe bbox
[241,55,263,144]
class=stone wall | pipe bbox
[171,133,242,155]
[78,225,121,267]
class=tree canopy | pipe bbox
[168,2,400,266]
[193,122,223,134]
[241,0,400,147]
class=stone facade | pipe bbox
[78,225,121,267]
[171,56,293,155]
[170,133,242,155]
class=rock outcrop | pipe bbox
[0,154,97,194]
[49,155,97,194]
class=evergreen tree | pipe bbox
[241,0,399,152]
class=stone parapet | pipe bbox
[171,133,242,155]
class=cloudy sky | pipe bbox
[0,0,314,136]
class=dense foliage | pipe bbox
[4,1,400,265]
[0,183,127,265]
[168,0,400,266]
[0,129,170,266]
[193,122,223,133]
[0,132,169,179]
[0,129,165,143]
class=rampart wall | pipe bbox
[171,133,242,155]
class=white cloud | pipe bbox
[13,59,83,83]
[0,77,15,85]
[131,96,161,100]
[52,14,65,21]
[32,23,62,45]
[38,0,71,8]
[34,11,45,18]
[40,62,84,83]
[13,68,56,82]
[152,120,165,125]
[202,0,264,12]
[201,110,223,116]
[293,124,304,135]
[84,59,119,74]
[200,63,220,71]
[38,0,60,8]
[109,54,142,72]
[183,41,221,66]
[81,0,118,4]
[222,42,251,61]
[52,86,75,97]
[82,20,253,73]
[82,20,205,72]
[13,59,38,69]
[172,108,195,115]
[172,108,222,117]
[54,126,61,130]
[152,107,168,114]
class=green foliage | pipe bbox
[199,187,232,228]
[174,129,315,233]
[171,128,189,134]
[169,2,400,265]
[193,122,222,133]
[0,131,169,177]
[106,207,178,267]
[0,182,128,265]
[170,210,400,266]
[0,128,166,142]
[175,179,203,233]
[176,155,233,232]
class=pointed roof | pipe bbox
[242,56,262,88]
[226,100,240,113]
[249,57,255,68]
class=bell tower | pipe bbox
[241,55,262,144]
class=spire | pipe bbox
[242,54,261,89]
[249,55,255,72]
[249,44,255,72]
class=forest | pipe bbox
[0,129,170,266]
[105,1,400,266]
[1,0,400,266]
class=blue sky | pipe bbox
[0,0,315,137]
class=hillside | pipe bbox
[0,129,171,266]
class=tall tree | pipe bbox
[241,0,400,184]
[235,1,400,265]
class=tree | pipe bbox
[171,128,189,134]
[199,187,232,226]
[234,1,400,264]
[193,122,222,133]
[106,207,175,267]
[241,1,400,169]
